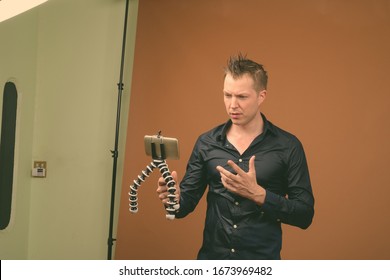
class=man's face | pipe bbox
[223,73,266,126]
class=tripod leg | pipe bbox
[156,160,180,220]
[128,162,156,213]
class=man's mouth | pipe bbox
[230,112,241,119]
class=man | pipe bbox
[157,54,314,259]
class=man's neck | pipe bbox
[228,114,264,139]
[226,115,264,155]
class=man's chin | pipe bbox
[231,119,243,125]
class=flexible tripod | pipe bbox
[128,134,180,220]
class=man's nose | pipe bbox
[230,97,239,108]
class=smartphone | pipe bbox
[144,135,180,160]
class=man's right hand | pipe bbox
[156,171,180,207]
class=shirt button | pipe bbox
[235,201,239,206]
[231,248,235,253]
[276,219,281,222]
[238,158,243,162]
[233,224,237,229]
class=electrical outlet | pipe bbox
[32,161,47,178]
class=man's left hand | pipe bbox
[216,155,266,205]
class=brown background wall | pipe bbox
[115,0,390,259]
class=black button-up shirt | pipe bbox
[176,114,314,259]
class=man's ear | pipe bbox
[258,90,267,105]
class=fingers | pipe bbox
[158,176,166,187]
[216,165,233,178]
[158,170,178,185]
[216,156,257,190]
[220,172,234,187]
[156,170,180,205]
[217,155,256,177]
[171,171,178,185]
[157,171,178,189]
[229,156,255,175]
[226,159,247,176]
[158,189,180,205]
[248,155,256,173]
[216,161,241,180]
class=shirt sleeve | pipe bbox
[261,138,315,229]
[175,137,208,218]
